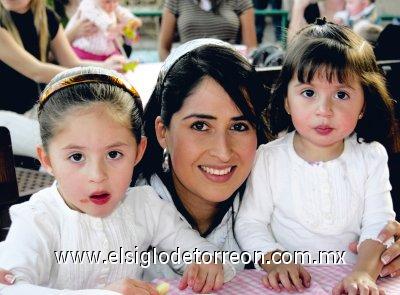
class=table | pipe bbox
[153,266,400,294]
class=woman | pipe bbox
[157,0,257,61]
[0,0,124,114]
[1,38,400,284]
[139,38,269,279]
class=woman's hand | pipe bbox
[105,278,159,295]
[0,269,15,285]
[179,261,224,294]
[349,220,400,278]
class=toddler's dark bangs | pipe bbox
[293,40,356,85]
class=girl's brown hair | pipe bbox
[38,67,143,150]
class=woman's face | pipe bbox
[1,0,31,13]
[156,77,258,205]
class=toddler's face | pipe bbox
[345,0,369,16]
[99,0,119,13]
[285,70,364,157]
[38,104,146,218]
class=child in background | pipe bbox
[0,67,233,294]
[333,0,378,27]
[66,0,142,61]
[236,19,399,294]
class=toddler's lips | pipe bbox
[315,126,333,135]
[89,193,111,205]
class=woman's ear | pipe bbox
[284,98,291,115]
[133,136,147,166]
[36,146,53,176]
[155,116,167,149]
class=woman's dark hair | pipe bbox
[270,19,400,153]
[38,67,143,150]
[137,44,270,235]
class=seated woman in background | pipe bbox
[66,0,142,61]
[0,0,124,157]
[157,0,257,61]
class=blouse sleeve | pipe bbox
[234,0,253,15]
[0,203,123,295]
[46,8,61,40]
[164,0,179,16]
[358,142,396,248]
[235,146,285,264]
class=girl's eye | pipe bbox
[107,151,122,159]
[191,121,209,131]
[301,89,315,98]
[69,153,84,163]
[335,91,349,100]
[231,122,250,132]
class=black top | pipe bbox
[0,8,59,114]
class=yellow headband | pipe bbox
[39,73,140,110]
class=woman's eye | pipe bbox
[231,122,250,132]
[107,151,122,159]
[301,89,315,98]
[69,153,84,163]
[191,121,209,131]
[335,91,349,100]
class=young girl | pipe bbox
[236,19,399,294]
[66,0,142,61]
[0,67,234,294]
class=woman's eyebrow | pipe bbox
[183,114,216,120]
[182,114,247,121]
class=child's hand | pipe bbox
[0,269,15,285]
[107,23,126,38]
[262,262,311,292]
[332,271,384,295]
[105,278,159,295]
[179,262,224,293]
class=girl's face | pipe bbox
[0,0,31,13]
[156,77,258,205]
[37,104,146,218]
[99,0,118,13]
[285,71,365,160]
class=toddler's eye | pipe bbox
[107,151,122,159]
[191,121,209,131]
[335,91,349,100]
[301,89,315,98]
[231,123,250,132]
[69,153,84,163]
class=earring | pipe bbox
[162,148,170,173]
[358,113,363,120]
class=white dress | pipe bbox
[67,0,138,55]
[236,131,395,265]
[0,184,233,294]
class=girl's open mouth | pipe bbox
[89,193,111,205]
